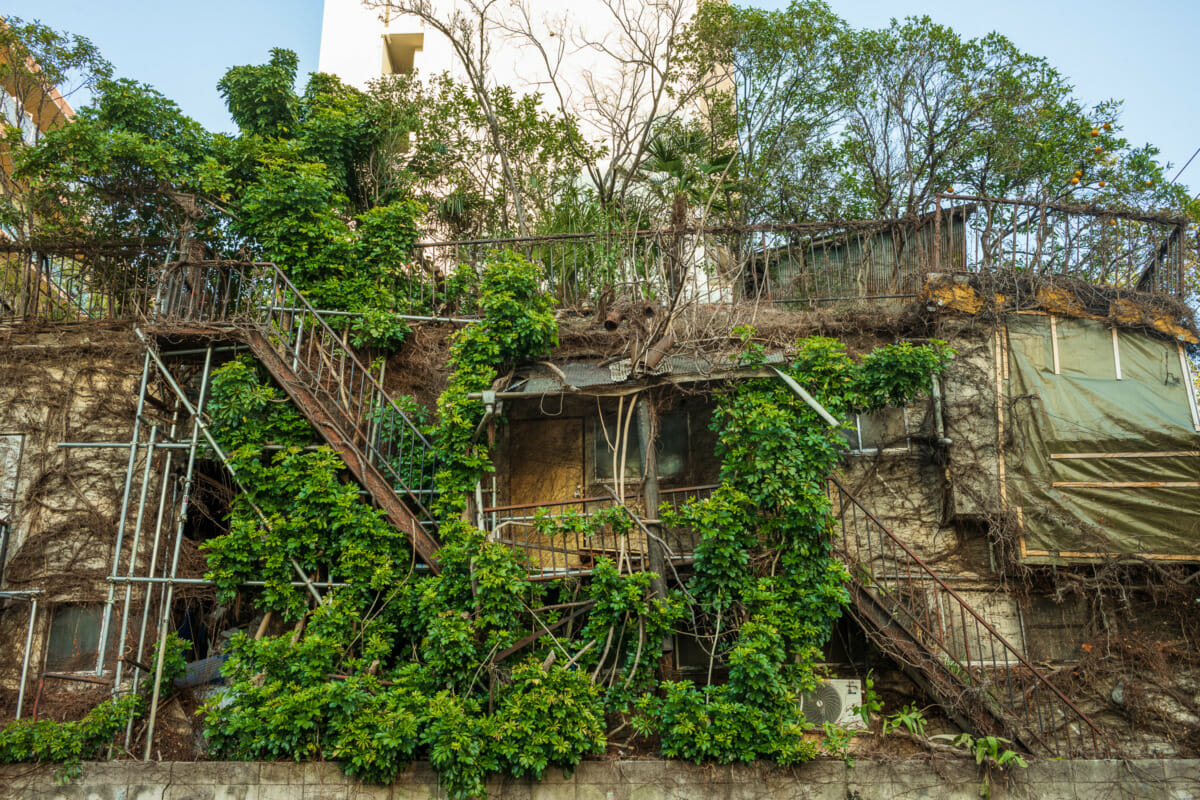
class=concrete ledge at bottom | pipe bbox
[0,758,1197,800]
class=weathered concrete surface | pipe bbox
[1,758,1197,800]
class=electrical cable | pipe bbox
[1169,145,1200,186]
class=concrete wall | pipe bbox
[0,328,151,703]
[2,758,1197,800]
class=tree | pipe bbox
[15,77,213,243]
[391,73,598,238]
[501,0,713,224]
[217,47,300,139]
[680,0,849,224]
[363,0,533,234]
[0,16,112,237]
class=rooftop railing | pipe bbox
[1,198,1187,325]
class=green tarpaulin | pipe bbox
[1005,314,1200,562]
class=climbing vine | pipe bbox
[197,256,953,797]
[637,335,954,764]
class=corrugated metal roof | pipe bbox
[513,352,786,394]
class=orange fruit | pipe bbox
[1098,180,1106,187]
[1091,129,1099,136]
[1070,177,1080,184]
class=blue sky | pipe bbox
[6,0,1197,193]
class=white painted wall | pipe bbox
[318,0,699,148]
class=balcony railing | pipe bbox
[482,484,716,579]
[935,194,1189,297]
[2,197,1187,326]
[0,241,166,322]
[415,199,1189,310]
[828,476,1113,757]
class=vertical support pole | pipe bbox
[143,345,213,760]
[635,397,667,601]
[96,351,152,676]
[1050,315,1061,375]
[1177,224,1186,298]
[15,597,36,719]
[126,406,181,747]
[995,327,1007,509]
[112,424,158,697]
[933,195,942,274]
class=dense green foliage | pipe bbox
[682,1,1191,224]
[202,356,415,619]
[198,280,952,795]
[431,250,558,513]
[201,253,605,799]
[0,695,144,783]
[632,336,954,764]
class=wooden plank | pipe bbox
[1112,327,1122,380]
[1049,315,1060,375]
[1051,481,1200,488]
[1022,545,1200,563]
[1179,343,1200,432]
[1050,451,1200,460]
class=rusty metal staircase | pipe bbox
[153,260,442,569]
[827,477,1113,757]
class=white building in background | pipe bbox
[317,0,702,142]
[318,0,452,88]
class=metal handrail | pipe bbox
[482,484,717,577]
[828,476,1113,757]
[156,260,438,528]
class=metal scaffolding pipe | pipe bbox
[770,367,841,428]
[134,328,324,604]
[15,597,37,719]
[160,345,247,357]
[106,575,350,588]
[125,405,181,748]
[268,305,478,325]
[144,346,212,759]
[57,441,191,450]
[111,424,158,699]
[95,351,152,676]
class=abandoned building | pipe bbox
[1,194,1199,797]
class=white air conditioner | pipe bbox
[799,679,866,729]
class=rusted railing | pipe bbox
[827,476,1113,757]
[0,242,166,322]
[156,261,439,529]
[482,484,716,578]
[415,221,944,308]
[934,195,1189,297]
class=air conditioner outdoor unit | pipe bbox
[799,679,866,729]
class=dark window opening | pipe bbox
[45,605,114,673]
[593,409,690,482]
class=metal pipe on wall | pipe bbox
[111,424,158,699]
[95,351,152,676]
[143,345,213,759]
[15,596,37,719]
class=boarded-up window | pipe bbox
[842,408,909,453]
